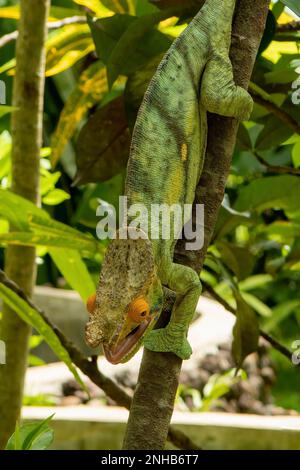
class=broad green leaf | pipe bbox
[239,274,273,291]
[264,300,300,332]
[0,189,100,255]
[105,10,173,87]
[5,416,54,451]
[255,116,294,150]
[72,173,125,228]
[232,290,259,368]
[0,284,85,389]
[236,123,253,151]
[51,61,108,167]
[0,188,49,231]
[241,292,272,318]
[49,247,95,302]
[42,189,71,205]
[217,241,255,281]
[88,12,172,87]
[281,0,300,18]
[234,175,300,213]
[74,96,130,185]
[0,231,98,255]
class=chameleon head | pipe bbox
[85,228,164,364]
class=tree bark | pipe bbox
[123,0,270,450]
[0,0,49,448]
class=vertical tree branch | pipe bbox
[0,0,50,448]
[123,0,270,450]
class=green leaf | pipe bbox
[88,11,171,87]
[0,284,85,390]
[255,115,293,150]
[22,415,54,450]
[281,0,300,18]
[42,189,71,205]
[234,175,300,213]
[241,292,272,318]
[74,96,130,185]
[51,61,109,166]
[0,188,49,231]
[239,274,273,291]
[46,24,94,76]
[232,290,259,368]
[0,105,16,118]
[73,0,113,16]
[0,230,99,256]
[49,247,95,302]
[217,241,255,281]
[29,335,44,350]
[264,300,300,332]
[0,189,100,256]
[236,123,253,151]
[5,416,54,450]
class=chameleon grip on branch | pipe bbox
[85,0,253,363]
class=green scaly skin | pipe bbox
[85,0,253,362]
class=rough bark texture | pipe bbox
[0,0,49,448]
[123,0,270,451]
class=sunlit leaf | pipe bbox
[49,247,95,302]
[232,290,259,368]
[281,0,300,18]
[235,175,300,213]
[0,105,16,118]
[51,61,108,167]
[42,189,71,205]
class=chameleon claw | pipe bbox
[144,327,192,360]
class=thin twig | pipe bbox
[276,21,300,33]
[0,16,87,49]
[254,151,300,175]
[0,268,201,451]
[202,281,293,362]
[249,85,300,135]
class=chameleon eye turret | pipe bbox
[86,293,96,314]
[127,297,150,323]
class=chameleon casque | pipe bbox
[85,0,253,364]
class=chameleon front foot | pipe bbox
[144,327,192,360]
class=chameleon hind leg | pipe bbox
[144,261,202,360]
[201,54,253,121]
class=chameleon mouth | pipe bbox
[104,319,151,364]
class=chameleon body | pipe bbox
[85,0,253,363]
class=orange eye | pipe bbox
[128,297,150,323]
[86,293,97,314]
